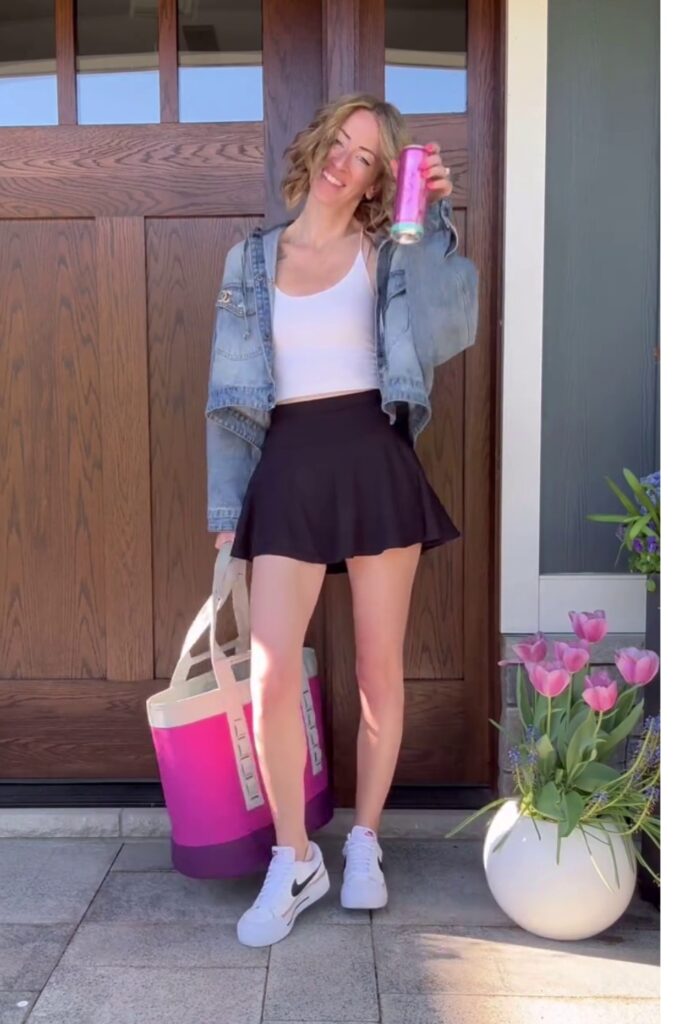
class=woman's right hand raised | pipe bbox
[214,531,235,550]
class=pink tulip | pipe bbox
[554,639,591,673]
[527,659,572,699]
[569,610,608,644]
[615,647,660,686]
[512,632,548,664]
[583,670,619,712]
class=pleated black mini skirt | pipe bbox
[230,388,460,574]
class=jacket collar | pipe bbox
[248,218,391,306]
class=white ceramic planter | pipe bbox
[484,800,637,940]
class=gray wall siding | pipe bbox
[540,0,659,573]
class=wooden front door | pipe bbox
[0,0,501,809]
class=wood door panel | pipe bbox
[147,217,262,680]
[98,217,154,683]
[395,681,478,785]
[0,678,160,779]
[0,124,265,219]
[0,220,106,681]
[405,345,466,680]
[263,0,323,225]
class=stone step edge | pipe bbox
[0,806,487,840]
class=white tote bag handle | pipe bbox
[169,545,249,689]
[209,545,267,809]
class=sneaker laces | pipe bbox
[253,849,295,910]
[344,837,378,878]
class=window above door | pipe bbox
[0,0,58,126]
[178,0,263,122]
[385,0,467,114]
[0,0,264,128]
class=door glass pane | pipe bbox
[179,0,263,122]
[385,0,467,114]
[0,1,58,126]
[76,0,160,124]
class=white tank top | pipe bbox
[272,232,379,403]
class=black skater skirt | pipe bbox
[230,388,460,574]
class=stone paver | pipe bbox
[373,924,659,998]
[0,993,37,1024]
[264,924,378,1022]
[0,833,659,1024]
[83,835,365,931]
[25,965,266,1024]
[110,840,174,872]
[379,994,659,1023]
[371,839,512,928]
[0,840,121,924]
[0,925,73,990]
[58,921,268,970]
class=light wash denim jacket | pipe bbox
[205,198,479,532]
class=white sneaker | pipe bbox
[236,841,329,947]
[340,825,388,910]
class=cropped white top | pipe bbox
[272,233,379,402]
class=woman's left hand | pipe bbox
[421,142,453,203]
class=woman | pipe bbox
[205,93,478,948]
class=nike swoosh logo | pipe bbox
[291,864,319,897]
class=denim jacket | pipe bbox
[205,198,479,532]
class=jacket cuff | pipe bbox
[208,509,241,532]
[425,197,459,255]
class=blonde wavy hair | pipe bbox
[281,93,411,237]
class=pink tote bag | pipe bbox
[146,545,334,878]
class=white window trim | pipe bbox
[499,0,647,636]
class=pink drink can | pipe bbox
[391,145,428,244]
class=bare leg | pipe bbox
[249,554,327,861]
[345,544,421,832]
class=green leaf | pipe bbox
[570,667,588,706]
[556,734,568,763]
[599,703,643,758]
[533,696,547,732]
[516,665,533,729]
[569,696,588,719]
[566,713,598,775]
[605,475,639,515]
[443,798,509,838]
[569,701,590,726]
[536,734,557,773]
[628,514,652,542]
[573,762,621,793]
[536,781,562,820]
[586,513,632,523]
[536,734,554,758]
[610,687,636,728]
[559,792,585,838]
[622,468,660,526]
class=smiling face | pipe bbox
[281,94,410,234]
[309,108,382,210]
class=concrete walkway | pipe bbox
[0,812,660,1023]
